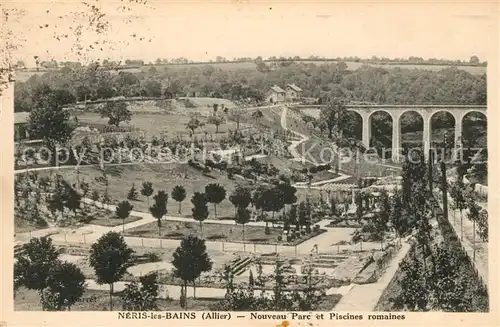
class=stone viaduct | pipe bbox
[295,104,487,161]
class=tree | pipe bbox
[116,200,134,233]
[90,190,100,207]
[14,237,61,308]
[27,85,75,166]
[277,181,297,214]
[229,107,245,130]
[235,207,251,241]
[297,201,307,230]
[191,192,209,235]
[377,189,390,249]
[469,55,480,64]
[89,232,134,311]
[47,190,65,221]
[251,110,264,125]
[127,183,138,201]
[149,191,168,236]
[185,116,204,136]
[99,101,132,127]
[207,115,226,134]
[260,187,285,227]
[319,96,348,140]
[389,191,406,245]
[59,183,81,224]
[229,185,252,215]
[391,252,429,311]
[42,261,86,311]
[171,185,187,214]
[172,236,213,305]
[449,183,468,240]
[205,183,226,218]
[466,198,481,261]
[122,272,159,311]
[140,181,154,205]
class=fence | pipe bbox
[54,232,379,256]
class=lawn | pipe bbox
[74,111,244,139]
[39,163,252,220]
[14,287,219,311]
[125,220,282,243]
[88,212,142,227]
[124,220,325,245]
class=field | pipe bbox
[74,111,244,139]
[14,60,486,83]
[39,163,252,220]
[125,220,290,244]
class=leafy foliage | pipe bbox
[89,232,134,310]
[171,185,187,214]
[122,272,160,311]
[191,192,209,231]
[204,183,226,218]
[99,101,132,127]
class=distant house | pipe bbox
[285,84,303,102]
[266,85,286,104]
[14,112,30,141]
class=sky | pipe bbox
[3,0,498,67]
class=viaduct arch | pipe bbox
[298,104,487,161]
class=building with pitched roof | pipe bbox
[266,85,286,104]
[14,112,30,141]
[285,83,303,102]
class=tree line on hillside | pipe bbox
[14,61,486,112]
[16,54,486,71]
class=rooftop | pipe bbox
[287,84,303,92]
[270,85,286,93]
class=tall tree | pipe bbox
[172,236,213,304]
[149,191,168,237]
[99,101,132,127]
[116,200,134,233]
[449,183,468,240]
[261,187,285,226]
[207,115,226,134]
[319,96,348,141]
[205,183,226,219]
[191,192,209,235]
[171,185,187,214]
[127,183,138,201]
[122,272,159,311]
[14,237,61,309]
[43,261,86,311]
[27,85,75,166]
[229,185,252,215]
[89,232,134,311]
[234,207,251,241]
[140,181,154,205]
[377,189,390,249]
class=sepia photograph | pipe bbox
[1,0,497,325]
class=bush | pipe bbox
[314,224,320,232]
[277,235,282,242]
[305,225,312,233]
[227,171,234,179]
[264,226,270,235]
[146,252,161,262]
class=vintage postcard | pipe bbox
[1,1,498,326]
